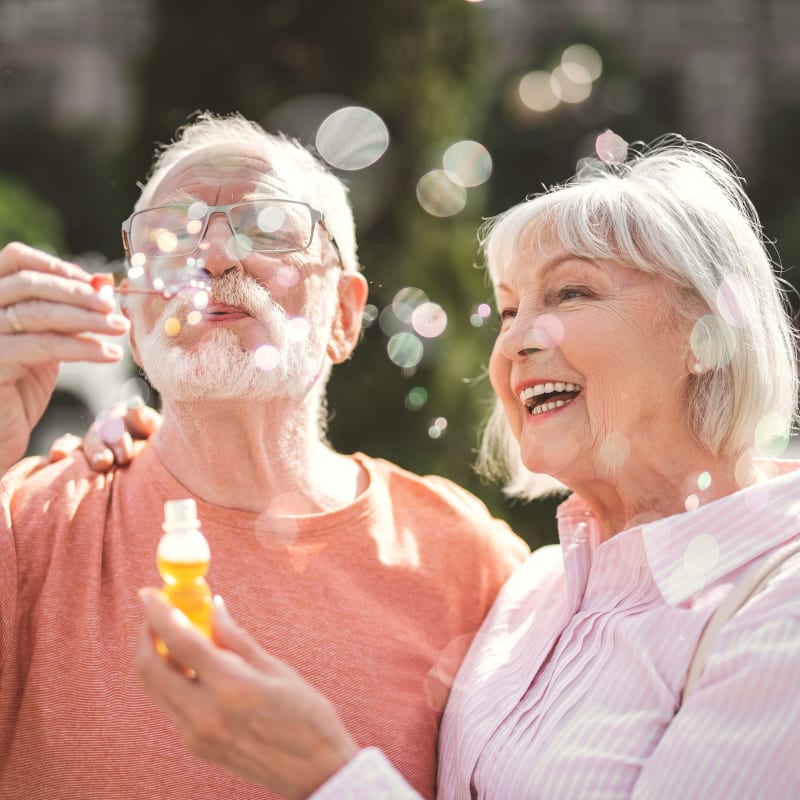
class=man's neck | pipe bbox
[150,397,365,515]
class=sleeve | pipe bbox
[632,569,800,799]
[310,748,424,800]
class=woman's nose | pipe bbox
[501,312,561,359]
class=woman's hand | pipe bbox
[0,242,129,474]
[48,398,162,470]
[137,590,359,800]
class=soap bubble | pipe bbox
[411,302,447,338]
[442,140,492,187]
[315,106,390,170]
[387,332,424,368]
[416,170,467,217]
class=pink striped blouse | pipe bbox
[314,460,800,799]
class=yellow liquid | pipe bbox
[157,557,212,638]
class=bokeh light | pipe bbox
[164,317,181,336]
[387,332,424,368]
[315,106,390,171]
[405,386,428,411]
[595,130,629,163]
[120,377,151,405]
[561,44,603,82]
[690,314,736,369]
[550,65,592,104]
[442,140,492,187]
[186,309,202,325]
[411,302,447,338]
[716,276,756,328]
[254,344,281,371]
[518,70,559,112]
[428,417,448,439]
[697,471,712,491]
[392,287,428,323]
[416,170,467,217]
[361,304,379,327]
[286,316,311,341]
[754,412,790,457]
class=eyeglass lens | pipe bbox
[129,200,315,257]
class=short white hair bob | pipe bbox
[477,134,799,500]
[136,111,359,272]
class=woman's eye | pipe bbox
[499,309,517,322]
[559,287,587,301]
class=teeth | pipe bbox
[519,382,580,403]
[531,399,568,416]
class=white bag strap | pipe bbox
[682,537,800,703]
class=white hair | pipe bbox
[136,111,359,272]
[477,134,799,500]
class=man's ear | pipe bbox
[327,272,369,364]
[118,280,143,368]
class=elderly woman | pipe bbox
[42,134,800,797]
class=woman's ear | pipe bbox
[327,272,369,364]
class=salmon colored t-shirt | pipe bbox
[0,446,528,799]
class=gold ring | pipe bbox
[5,306,24,334]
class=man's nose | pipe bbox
[196,212,241,277]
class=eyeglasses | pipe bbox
[121,199,343,266]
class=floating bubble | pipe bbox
[683,534,720,576]
[286,317,311,341]
[120,377,151,406]
[186,310,202,325]
[690,314,736,369]
[130,252,146,270]
[442,140,492,188]
[470,314,484,327]
[164,317,181,336]
[225,234,252,260]
[156,230,178,253]
[412,302,447,338]
[477,303,492,318]
[315,106,390,171]
[387,332,424,368]
[257,205,286,233]
[96,411,126,443]
[401,365,418,378]
[597,432,631,474]
[595,130,629,163]
[428,417,448,439]
[97,283,114,302]
[405,386,428,411]
[361,304,379,327]
[416,170,467,217]
[525,313,564,349]
[685,494,700,511]
[186,219,203,236]
[392,287,428,323]
[274,265,300,289]
[519,70,559,112]
[379,305,406,337]
[697,471,712,491]
[254,345,281,371]
[187,201,208,219]
[561,44,603,82]
[716,276,756,328]
[551,65,592,104]
[754,412,790,457]
[192,290,209,310]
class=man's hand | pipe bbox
[0,242,130,474]
[48,398,162,470]
[137,590,359,800]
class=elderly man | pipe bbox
[0,114,527,799]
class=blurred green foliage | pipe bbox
[5,4,800,549]
[0,174,65,252]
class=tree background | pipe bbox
[1,0,798,549]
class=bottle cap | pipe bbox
[162,498,200,532]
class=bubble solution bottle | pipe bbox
[157,498,212,638]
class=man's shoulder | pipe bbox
[356,452,529,558]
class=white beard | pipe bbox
[129,273,332,402]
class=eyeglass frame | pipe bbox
[120,198,344,268]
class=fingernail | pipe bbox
[213,595,230,621]
[113,446,125,463]
[170,607,191,628]
[108,314,129,331]
[91,452,106,468]
[102,342,124,357]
